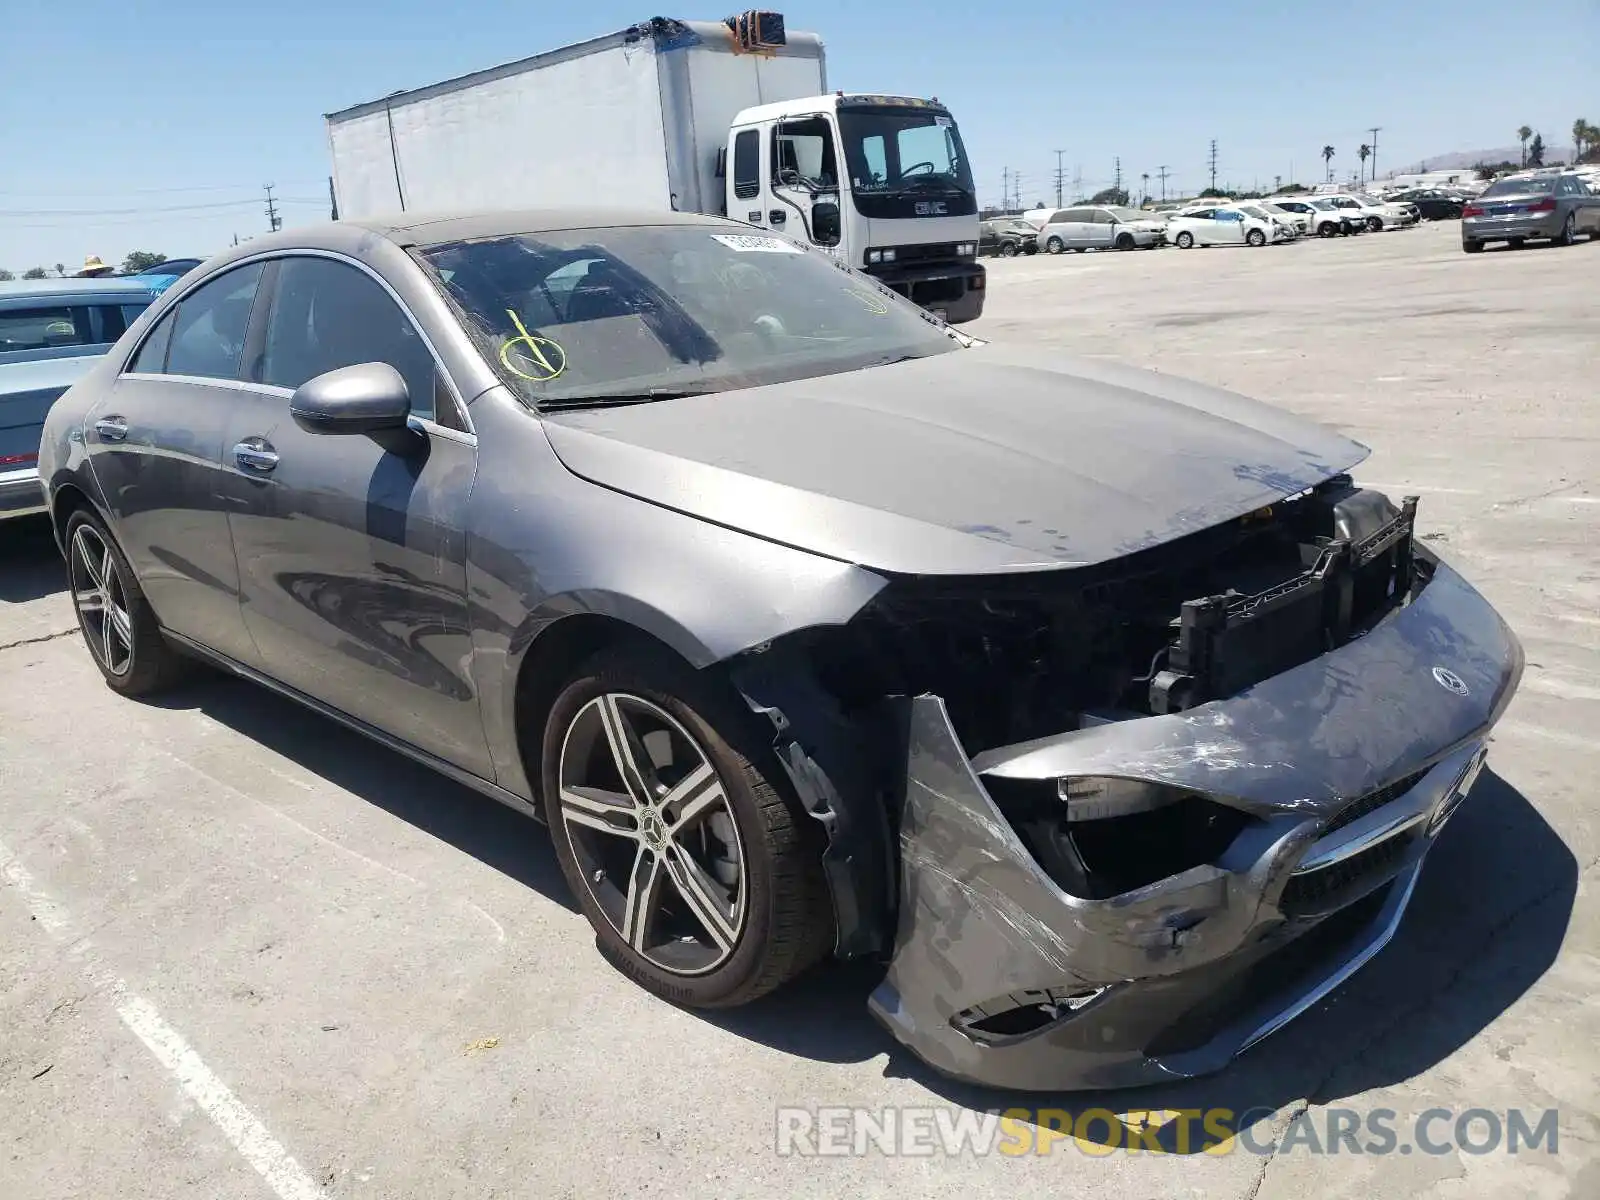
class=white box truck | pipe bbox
[324,12,985,322]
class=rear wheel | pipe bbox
[1508,238,1526,250]
[1557,214,1576,246]
[1462,240,1483,254]
[1246,228,1266,247]
[65,509,189,696]
[1174,231,1195,249]
[1044,236,1064,254]
[541,645,832,1008]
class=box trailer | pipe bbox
[325,13,985,321]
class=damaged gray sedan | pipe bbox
[38,209,1522,1092]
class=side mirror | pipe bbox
[290,362,411,435]
[811,200,842,247]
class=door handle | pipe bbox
[769,209,786,225]
[93,416,128,443]
[233,440,279,472]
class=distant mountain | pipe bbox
[1382,144,1572,177]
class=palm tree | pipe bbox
[1358,143,1371,184]
[1321,144,1335,181]
[1585,122,1600,163]
[1573,118,1588,164]
[1518,125,1533,166]
[53,262,65,278]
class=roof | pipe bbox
[342,206,738,246]
[0,277,163,302]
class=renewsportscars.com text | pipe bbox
[774,1106,1560,1158]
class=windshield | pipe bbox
[1239,205,1270,219]
[838,105,977,219]
[417,225,957,408]
[1105,207,1154,222]
[1481,177,1557,197]
[1310,199,1338,210]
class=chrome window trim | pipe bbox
[118,247,475,436]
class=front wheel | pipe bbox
[541,645,832,1008]
[1115,233,1135,250]
[64,510,191,695]
[998,241,1018,258]
[1045,236,1064,254]
[1367,216,1384,232]
[1174,231,1195,249]
[1319,222,1339,238]
[1246,228,1266,247]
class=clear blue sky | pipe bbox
[3,0,1595,272]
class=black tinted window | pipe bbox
[261,257,436,419]
[732,129,760,200]
[128,310,175,373]
[165,263,264,380]
[0,306,88,353]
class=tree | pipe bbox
[1358,143,1371,183]
[1518,125,1533,166]
[1199,186,1231,198]
[121,250,168,274]
[1573,118,1589,164]
[1089,186,1129,205]
[1322,144,1336,181]
[0,269,13,281]
[1527,133,1545,167]
[1273,182,1305,194]
[53,262,65,277]
[22,267,48,279]
[1583,124,1600,164]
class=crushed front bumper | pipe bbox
[868,556,1522,1091]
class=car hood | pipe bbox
[540,346,1369,576]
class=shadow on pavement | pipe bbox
[0,515,65,605]
[701,768,1575,1149]
[150,672,577,913]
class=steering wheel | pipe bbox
[902,161,936,176]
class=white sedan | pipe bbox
[1166,205,1289,248]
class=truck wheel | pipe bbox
[1174,231,1194,249]
[541,645,832,1008]
[1045,236,1064,254]
[1246,229,1266,247]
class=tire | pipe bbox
[1367,216,1383,233]
[1508,238,1526,250]
[1557,214,1576,246]
[64,508,189,696]
[1246,228,1266,247]
[1045,236,1064,254]
[540,644,832,1009]
[1115,233,1135,250]
[998,241,1018,258]
[1175,231,1195,249]
[1462,240,1483,254]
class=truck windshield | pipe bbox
[837,105,977,219]
[417,224,957,408]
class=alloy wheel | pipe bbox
[69,524,134,677]
[557,693,747,976]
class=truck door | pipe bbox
[766,116,847,257]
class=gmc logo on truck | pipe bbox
[914,200,948,216]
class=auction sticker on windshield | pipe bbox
[711,234,804,254]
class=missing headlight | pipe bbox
[986,776,1252,899]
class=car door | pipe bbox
[1210,210,1244,244]
[1086,208,1117,249]
[83,262,267,665]
[222,252,492,776]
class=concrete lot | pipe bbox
[2,221,1597,1199]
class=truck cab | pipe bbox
[725,93,986,323]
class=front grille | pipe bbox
[887,242,958,263]
[1281,830,1417,917]
[1322,769,1427,837]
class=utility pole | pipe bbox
[1157,164,1170,200]
[1368,127,1382,184]
[1141,172,1150,205]
[1053,150,1066,207]
[1072,165,1082,203]
[1113,156,1122,198]
[263,183,281,232]
[1001,166,1010,212]
[1208,140,1219,192]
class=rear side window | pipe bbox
[0,306,88,353]
[732,129,761,200]
[260,256,438,419]
[164,263,266,380]
[128,310,175,373]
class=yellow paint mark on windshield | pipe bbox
[842,287,890,316]
[499,310,567,382]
